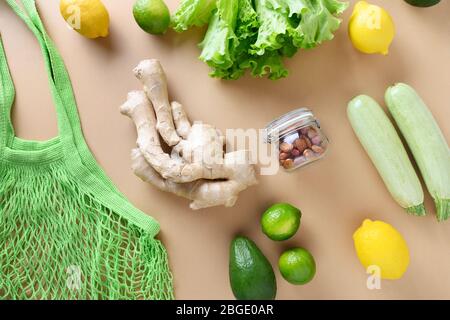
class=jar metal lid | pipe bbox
[264,108,316,143]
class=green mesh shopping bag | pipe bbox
[0,0,173,300]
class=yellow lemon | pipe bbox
[60,0,110,39]
[353,219,409,280]
[348,1,395,55]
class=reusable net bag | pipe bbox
[0,0,173,299]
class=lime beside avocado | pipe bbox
[279,248,316,285]
[133,0,170,35]
[229,236,276,300]
[404,0,440,7]
[261,203,301,241]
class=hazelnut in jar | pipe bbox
[265,108,329,171]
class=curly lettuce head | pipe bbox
[173,0,348,80]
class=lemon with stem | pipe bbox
[60,0,110,39]
[348,1,395,55]
[353,219,410,280]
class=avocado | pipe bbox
[404,0,440,7]
[229,236,276,300]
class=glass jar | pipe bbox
[265,108,329,171]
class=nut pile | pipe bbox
[279,126,326,170]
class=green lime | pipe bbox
[133,0,170,35]
[261,203,301,241]
[279,248,316,285]
[404,0,440,7]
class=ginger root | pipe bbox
[121,59,257,210]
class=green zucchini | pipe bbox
[348,95,425,215]
[386,83,450,221]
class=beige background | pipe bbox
[0,0,449,299]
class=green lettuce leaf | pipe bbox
[288,0,349,49]
[251,0,291,56]
[201,0,288,80]
[199,0,239,72]
[235,0,259,41]
[172,0,217,32]
[323,0,349,14]
[240,51,288,80]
